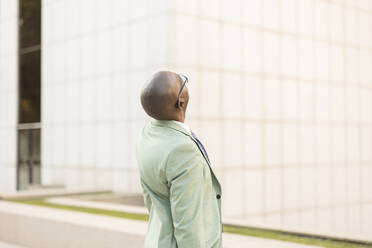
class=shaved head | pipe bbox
[140,71,189,121]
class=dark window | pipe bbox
[19,0,41,49]
[19,0,41,124]
[19,50,41,123]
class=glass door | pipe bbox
[18,128,41,190]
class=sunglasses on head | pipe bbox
[175,74,188,108]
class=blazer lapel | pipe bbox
[189,136,211,166]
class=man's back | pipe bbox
[136,119,222,248]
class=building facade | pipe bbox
[1,0,372,241]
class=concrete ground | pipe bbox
[223,233,320,248]
[0,236,320,248]
[0,238,320,248]
[0,234,320,248]
[0,241,29,248]
[0,199,322,248]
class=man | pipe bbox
[136,71,222,248]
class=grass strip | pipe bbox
[7,198,372,248]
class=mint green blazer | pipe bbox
[136,119,222,248]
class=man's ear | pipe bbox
[178,98,185,108]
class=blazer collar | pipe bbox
[151,119,191,137]
[151,119,212,166]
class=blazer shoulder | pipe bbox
[167,131,196,152]
[165,137,203,176]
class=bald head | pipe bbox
[140,71,189,121]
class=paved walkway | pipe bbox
[223,233,320,248]
[45,197,323,247]
[0,241,29,248]
[0,235,320,248]
[46,197,322,247]
[0,200,321,248]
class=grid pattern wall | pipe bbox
[0,0,18,193]
[170,0,372,240]
[41,0,171,192]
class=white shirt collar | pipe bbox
[172,120,191,135]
